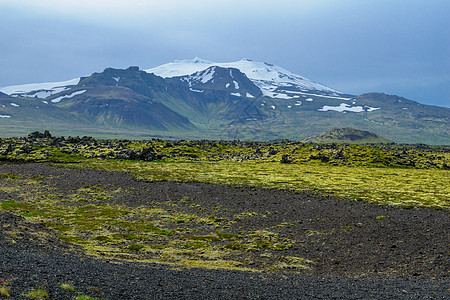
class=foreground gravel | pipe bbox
[0,162,449,299]
[1,239,448,299]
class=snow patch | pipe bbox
[0,78,80,97]
[226,83,230,88]
[246,93,254,98]
[189,88,204,93]
[271,105,276,109]
[305,98,313,102]
[146,57,214,78]
[23,88,69,98]
[0,115,11,118]
[230,92,241,97]
[51,90,86,103]
[279,90,351,100]
[42,101,48,104]
[263,91,296,99]
[233,80,239,90]
[113,77,120,82]
[10,103,19,107]
[318,103,364,113]
[366,106,380,112]
[190,66,216,84]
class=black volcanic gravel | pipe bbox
[1,245,448,299]
[0,162,449,299]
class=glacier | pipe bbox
[145,58,341,99]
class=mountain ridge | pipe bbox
[0,59,448,144]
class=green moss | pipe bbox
[81,160,448,209]
[24,288,49,299]
[59,235,90,245]
[76,295,103,300]
[128,244,145,251]
[1,201,36,211]
[0,173,19,179]
[59,283,76,292]
[0,286,10,297]
[272,256,314,271]
[41,222,72,231]
[216,232,239,240]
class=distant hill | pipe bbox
[303,128,391,144]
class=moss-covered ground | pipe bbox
[0,132,448,275]
[81,160,449,209]
[0,172,310,272]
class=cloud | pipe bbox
[0,0,331,24]
[1,0,448,106]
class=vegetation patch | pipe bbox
[24,287,49,299]
[0,278,14,297]
[59,282,76,292]
[273,256,314,271]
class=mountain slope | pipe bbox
[254,91,449,144]
[0,91,95,137]
[52,67,195,131]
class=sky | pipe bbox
[0,0,449,107]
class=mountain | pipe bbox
[0,67,194,137]
[146,58,343,99]
[0,59,449,144]
[163,66,266,125]
[303,128,391,144]
[50,67,194,131]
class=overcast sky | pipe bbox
[1,0,449,107]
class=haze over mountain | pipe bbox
[0,58,448,144]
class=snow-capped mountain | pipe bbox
[0,61,448,144]
[0,78,80,98]
[145,58,341,99]
[0,57,342,101]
